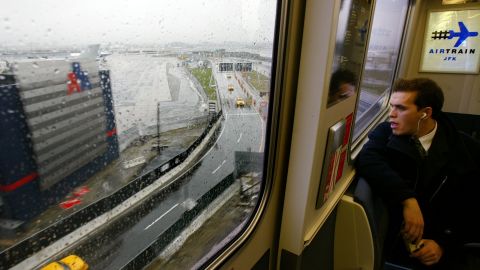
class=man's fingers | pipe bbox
[415,227,423,242]
[421,258,436,266]
[420,255,440,265]
[411,240,442,266]
[403,226,422,242]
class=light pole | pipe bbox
[156,102,160,155]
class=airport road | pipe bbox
[60,62,264,269]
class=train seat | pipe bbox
[351,177,417,270]
[351,177,390,270]
[445,112,480,141]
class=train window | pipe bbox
[352,0,410,140]
[0,1,277,269]
[327,0,373,107]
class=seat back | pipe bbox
[352,177,389,270]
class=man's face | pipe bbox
[331,83,355,101]
[389,91,423,136]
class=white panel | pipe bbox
[279,0,338,254]
[334,196,374,270]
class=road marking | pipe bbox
[144,203,179,230]
[237,132,243,143]
[212,159,226,174]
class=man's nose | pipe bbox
[389,108,396,118]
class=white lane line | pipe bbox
[212,159,226,174]
[237,132,243,143]
[144,203,179,230]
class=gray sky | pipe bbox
[0,0,277,48]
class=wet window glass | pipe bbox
[0,1,277,269]
[327,0,373,107]
[352,0,409,140]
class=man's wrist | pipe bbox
[402,197,418,207]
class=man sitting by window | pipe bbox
[356,78,480,269]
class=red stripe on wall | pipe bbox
[0,172,38,192]
[106,128,117,137]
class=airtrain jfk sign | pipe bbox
[420,9,480,74]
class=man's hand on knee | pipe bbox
[411,239,443,266]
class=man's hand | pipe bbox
[411,239,443,265]
[402,198,424,243]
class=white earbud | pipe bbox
[421,113,427,119]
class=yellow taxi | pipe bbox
[235,97,245,107]
[41,255,88,270]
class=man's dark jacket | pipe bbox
[356,113,480,266]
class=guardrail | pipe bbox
[0,110,223,269]
[213,66,222,113]
[352,90,388,140]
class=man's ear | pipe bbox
[420,107,432,119]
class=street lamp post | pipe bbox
[156,102,160,155]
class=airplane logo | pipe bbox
[431,21,478,47]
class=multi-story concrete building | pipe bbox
[0,58,119,221]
